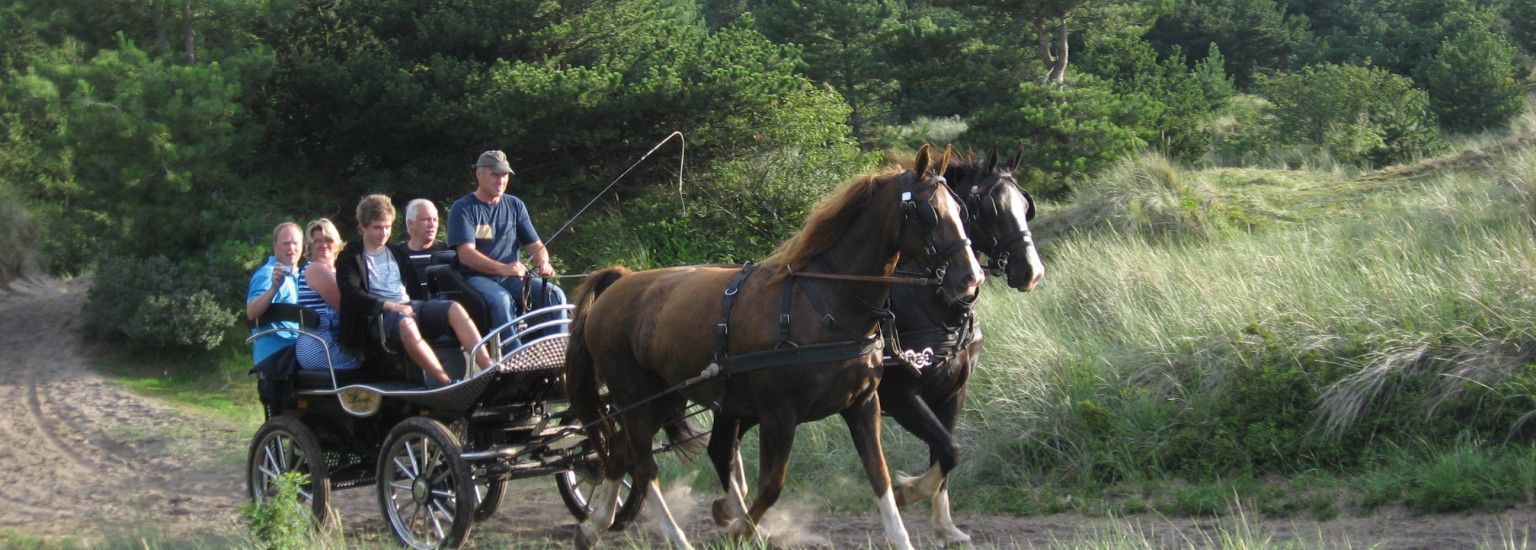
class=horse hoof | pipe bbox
[726,517,757,541]
[575,523,601,550]
[711,498,731,527]
[939,531,973,548]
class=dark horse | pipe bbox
[706,151,1045,546]
[564,145,982,549]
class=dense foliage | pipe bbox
[0,0,1530,346]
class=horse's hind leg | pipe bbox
[841,395,915,550]
[624,398,695,550]
[729,413,795,544]
[707,414,755,527]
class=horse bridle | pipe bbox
[898,172,972,290]
[965,174,1035,277]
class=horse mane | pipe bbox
[761,168,904,282]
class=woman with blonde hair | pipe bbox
[294,218,360,372]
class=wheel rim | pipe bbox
[251,431,314,506]
[383,434,460,548]
[560,467,632,514]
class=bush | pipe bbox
[964,76,1158,198]
[1256,63,1444,167]
[83,255,235,351]
[241,471,313,550]
[1420,21,1524,133]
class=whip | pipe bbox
[545,131,687,246]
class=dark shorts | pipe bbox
[377,300,456,347]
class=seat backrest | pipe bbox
[426,266,493,334]
[246,303,320,330]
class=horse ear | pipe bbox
[986,149,998,173]
[914,144,931,178]
[939,144,953,176]
[1008,150,1022,171]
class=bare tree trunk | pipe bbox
[182,0,196,64]
[1033,15,1054,81]
[153,0,171,55]
[1047,16,1069,86]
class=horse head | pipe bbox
[901,144,984,304]
[952,150,1044,292]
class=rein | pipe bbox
[785,266,942,286]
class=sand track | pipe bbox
[0,278,1527,547]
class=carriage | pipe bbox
[244,264,645,549]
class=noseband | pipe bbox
[898,173,971,290]
[966,177,1035,277]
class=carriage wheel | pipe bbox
[472,477,507,521]
[556,463,643,529]
[377,417,476,549]
[247,415,331,524]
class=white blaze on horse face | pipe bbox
[1003,191,1045,291]
[876,487,917,550]
[937,189,984,295]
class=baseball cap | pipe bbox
[475,150,515,175]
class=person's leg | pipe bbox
[396,316,451,386]
[527,277,569,336]
[437,301,494,370]
[467,275,516,343]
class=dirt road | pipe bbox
[0,278,1528,547]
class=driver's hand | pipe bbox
[507,261,528,278]
[535,261,555,279]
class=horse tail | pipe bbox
[564,266,632,459]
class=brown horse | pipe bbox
[706,150,1046,546]
[564,145,981,549]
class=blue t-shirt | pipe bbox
[447,193,539,276]
[247,256,300,364]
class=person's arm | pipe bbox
[456,243,523,278]
[246,266,285,322]
[523,240,555,278]
[308,265,342,311]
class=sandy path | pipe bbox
[0,278,1529,547]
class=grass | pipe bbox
[91,326,265,427]
[658,126,1536,519]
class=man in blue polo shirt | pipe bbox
[447,150,566,344]
[246,222,303,363]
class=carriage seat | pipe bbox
[423,258,494,336]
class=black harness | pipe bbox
[705,174,962,398]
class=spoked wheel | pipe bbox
[377,417,476,549]
[472,476,507,521]
[557,459,643,529]
[247,415,331,524]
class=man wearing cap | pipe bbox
[447,150,566,344]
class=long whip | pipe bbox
[544,131,686,246]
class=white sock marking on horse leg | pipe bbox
[645,479,694,550]
[912,464,945,502]
[876,487,915,550]
[931,486,971,546]
[725,455,749,522]
[579,479,621,543]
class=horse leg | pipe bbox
[576,478,623,549]
[728,414,794,544]
[643,478,693,550]
[842,395,915,550]
[707,413,756,527]
[926,387,971,547]
[881,377,957,508]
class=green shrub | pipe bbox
[964,76,1158,198]
[1256,64,1444,167]
[241,471,313,550]
[83,255,235,351]
[1420,21,1524,133]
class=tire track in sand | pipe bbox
[0,279,243,537]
